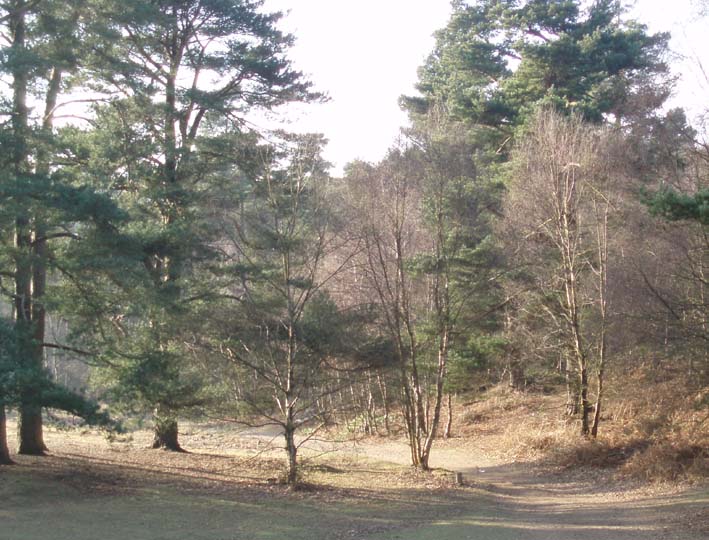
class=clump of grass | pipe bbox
[457,367,708,484]
[460,411,488,424]
[622,441,708,482]
[534,368,708,483]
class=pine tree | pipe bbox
[405,0,671,135]
[84,0,321,450]
[204,132,352,484]
[0,0,124,455]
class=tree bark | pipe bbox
[591,204,609,438]
[376,371,391,435]
[579,363,590,436]
[284,422,298,485]
[509,361,525,391]
[18,406,46,455]
[420,327,449,469]
[443,393,452,439]
[365,373,377,435]
[151,406,184,452]
[11,3,46,456]
[565,359,578,416]
[0,406,13,465]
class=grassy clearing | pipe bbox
[2,418,708,540]
[2,367,708,540]
[0,422,475,540]
[4,472,343,540]
[0,457,488,540]
[6,457,704,540]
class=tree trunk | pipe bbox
[564,355,578,416]
[591,299,607,438]
[376,371,391,435]
[18,405,46,455]
[365,376,377,435]
[0,406,13,465]
[443,393,452,439]
[152,406,184,452]
[18,68,63,458]
[11,2,46,457]
[420,329,449,470]
[19,227,48,455]
[284,422,298,486]
[509,361,525,391]
[578,361,590,436]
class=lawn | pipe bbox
[0,441,476,540]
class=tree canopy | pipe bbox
[404,0,671,132]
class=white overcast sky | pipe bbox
[258,0,709,174]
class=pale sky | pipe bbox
[258,0,709,175]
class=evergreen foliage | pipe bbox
[203,132,372,483]
[0,0,127,454]
[404,0,671,132]
[76,0,321,450]
[645,189,709,225]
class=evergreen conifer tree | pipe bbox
[0,0,124,455]
[82,0,321,450]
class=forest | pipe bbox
[0,1,707,536]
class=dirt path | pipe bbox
[192,423,709,538]
[366,442,707,539]
[284,434,708,540]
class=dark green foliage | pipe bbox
[404,112,506,392]
[203,132,364,481]
[397,0,679,401]
[74,1,321,443]
[405,0,671,133]
[645,189,709,225]
[445,336,506,394]
[0,318,20,409]
[0,318,115,429]
[0,1,129,451]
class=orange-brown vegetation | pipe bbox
[455,365,708,485]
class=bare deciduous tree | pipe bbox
[505,109,623,437]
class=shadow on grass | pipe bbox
[3,445,707,540]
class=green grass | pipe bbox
[0,467,479,540]
[3,451,707,540]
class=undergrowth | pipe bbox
[458,366,709,484]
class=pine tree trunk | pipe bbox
[152,406,184,452]
[18,405,46,455]
[17,68,63,458]
[20,227,48,455]
[0,406,13,465]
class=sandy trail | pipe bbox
[235,426,708,539]
[358,440,707,540]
